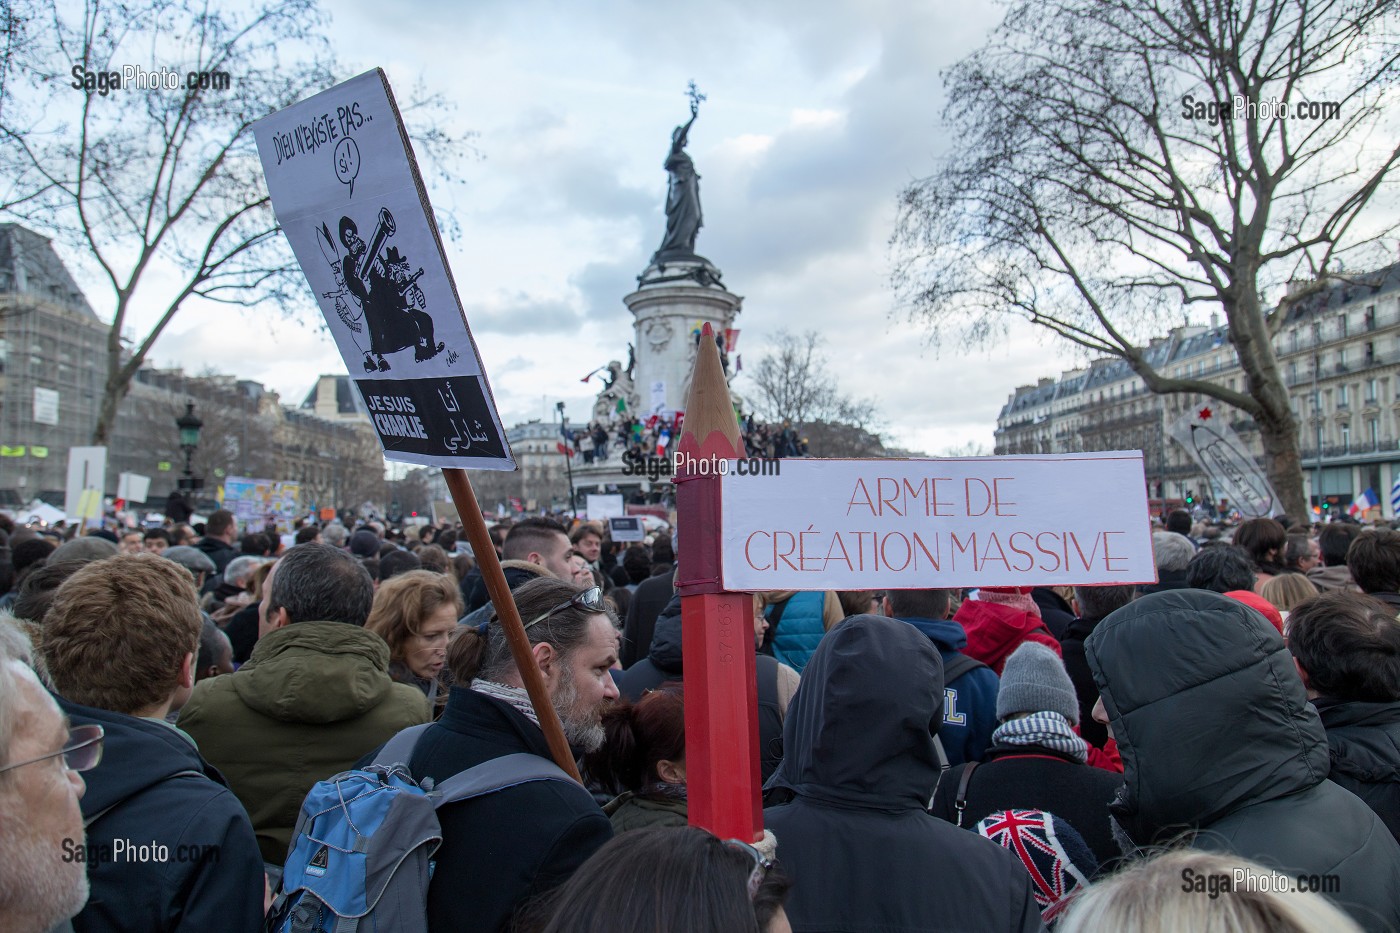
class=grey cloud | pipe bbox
[470,295,583,335]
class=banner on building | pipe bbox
[720,454,1156,591]
[1166,405,1280,518]
[253,69,514,471]
[33,387,59,426]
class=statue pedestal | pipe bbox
[625,255,742,418]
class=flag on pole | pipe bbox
[1349,488,1378,518]
[556,442,575,458]
[1390,475,1400,513]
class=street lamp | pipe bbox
[175,400,204,511]
[556,401,577,520]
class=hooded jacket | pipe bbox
[895,615,1000,767]
[1086,589,1400,932]
[194,536,237,575]
[460,560,556,626]
[955,599,1060,674]
[618,594,791,781]
[177,622,431,864]
[58,698,264,933]
[764,615,1046,933]
[1314,698,1400,844]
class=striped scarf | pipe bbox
[992,711,1088,763]
[471,679,539,727]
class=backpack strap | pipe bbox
[84,769,206,830]
[954,761,981,828]
[761,597,789,654]
[371,723,434,769]
[941,651,986,684]
[756,652,779,711]
[431,752,579,807]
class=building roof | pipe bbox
[300,374,361,416]
[0,224,101,320]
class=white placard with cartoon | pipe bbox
[254,69,514,470]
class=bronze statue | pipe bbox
[655,83,706,260]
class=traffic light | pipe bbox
[1322,501,1330,511]
[1185,493,1194,505]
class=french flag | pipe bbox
[1349,488,1378,517]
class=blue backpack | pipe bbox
[266,724,576,933]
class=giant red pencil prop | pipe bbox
[677,323,763,841]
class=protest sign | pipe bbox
[65,446,106,524]
[1167,404,1280,517]
[608,516,646,542]
[586,494,624,521]
[720,453,1155,590]
[253,69,513,470]
[223,476,302,525]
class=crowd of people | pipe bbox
[567,411,808,464]
[3,505,1400,931]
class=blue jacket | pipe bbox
[57,696,264,933]
[895,616,1000,767]
[767,592,827,673]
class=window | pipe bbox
[1339,347,1349,369]
[1366,305,1376,330]
[1291,329,1299,353]
[1368,378,1378,403]
[1339,384,1350,407]
[1341,423,1351,452]
[1289,362,1297,383]
[1338,314,1348,338]
[1366,341,1375,365]
[1370,419,1379,447]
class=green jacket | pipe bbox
[178,622,430,864]
[604,792,688,833]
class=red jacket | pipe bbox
[954,599,1061,674]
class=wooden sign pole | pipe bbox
[442,467,582,781]
[676,323,763,842]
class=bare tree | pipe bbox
[747,330,879,429]
[892,0,1400,521]
[0,0,470,444]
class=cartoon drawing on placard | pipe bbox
[315,221,374,371]
[334,208,446,372]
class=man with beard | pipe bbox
[404,576,617,933]
[0,622,92,933]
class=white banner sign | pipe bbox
[65,446,107,523]
[116,472,151,503]
[1167,404,1280,518]
[33,387,59,426]
[721,454,1156,590]
[254,69,514,471]
[586,494,625,521]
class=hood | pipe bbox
[1085,589,1329,843]
[195,537,235,557]
[765,614,943,810]
[955,599,1048,668]
[1314,699,1400,783]
[55,697,218,818]
[647,594,684,674]
[894,615,968,652]
[232,622,395,724]
[467,560,554,610]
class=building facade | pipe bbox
[995,265,1400,517]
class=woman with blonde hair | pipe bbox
[1260,573,1319,616]
[1058,849,1361,933]
[366,569,463,709]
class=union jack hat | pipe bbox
[975,809,1097,924]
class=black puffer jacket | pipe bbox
[1315,698,1400,844]
[1087,590,1400,933]
[764,615,1045,933]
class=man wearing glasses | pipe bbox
[0,624,92,933]
[40,555,265,932]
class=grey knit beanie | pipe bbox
[996,642,1079,723]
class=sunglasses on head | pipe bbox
[723,838,773,901]
[523,586,606,630]
[0,723,104,775]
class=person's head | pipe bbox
[622,545,651,584]
[50,537,118,566]
[447,577,618,751]
[12,561,92,625]
[837,590,883,618]
[1346,529,1400,594]
[118,530,144,556]
[1284,534,1320,574]
[1287,591,1400,702]
[1058,849,1362,933]
[321,522,348,549]
[416,544,450,576]
[0,624,91,933]
[41,555,202,718]
[1317,522,1362,567]
[262,543,375,637]
[169,523,196,547]
[1233,518,1287,568]
[1259,573,1319,614]
[1185,544,1256,593]
[883,589,954,621]
[377,549,422,584]
[650,533,674,570]
[222,555,264,591]
[1072,584,1137,622]
[1150,531,1194,574]
[585,684,686,795]
[196,617,234,681]
[975,809,1096,924]
[161,545,217,590]
[142,528,170,555]
[349,529,381,559]
[205,509,236,544]
[566,551,595,589]
[569,523,604,564]
[504,518,573,580]
[997,642,1079,724]
[294,525,321,546]
[240,533,269,556]
[535,827,791,933]
[365,570,463,682]
[1165,509,1193,536]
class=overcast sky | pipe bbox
[139,0,1080,456]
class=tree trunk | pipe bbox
[1256,410,1309,522]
